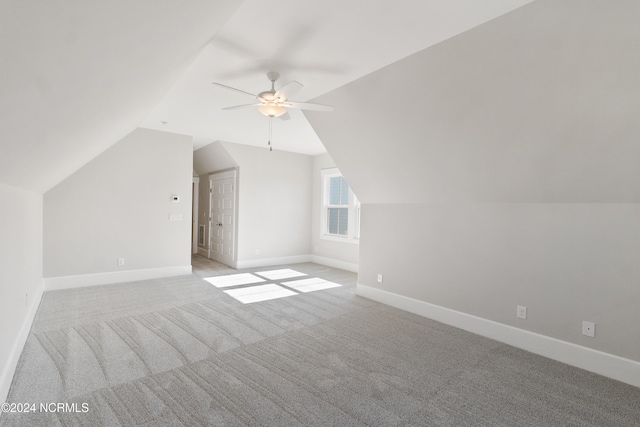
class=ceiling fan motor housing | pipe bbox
[258,91,278,102]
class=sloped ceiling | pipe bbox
[0,0,534,193]
[306,0,640,204]
[0,0,242,193]
[142,0,533,154]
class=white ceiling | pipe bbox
[0,0,242,192]
[142,0,534,154]
[0,0,533,193]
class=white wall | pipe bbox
[194,141,312,267]
[0,183,43,403]
[0,0,242,193]
[223,142,312,266]
[360,203,640,361]
[306,0,640,382]
[311,153,359,271]
[193,140,238,176]
[308,1,640,206]
[44,128,193,284]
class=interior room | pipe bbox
[1,0,639,425]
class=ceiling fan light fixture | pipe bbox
[258,103,286,117]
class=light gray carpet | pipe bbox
[2,256,639,426]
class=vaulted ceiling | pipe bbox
[0,0,533,193]
[307,0,640,204]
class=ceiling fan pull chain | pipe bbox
[268,116,273,151]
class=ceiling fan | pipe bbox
[212,72,333,150]
[213,71,333,118]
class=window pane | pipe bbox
[329,177,342,205]
[329,176,350,206]
[327,207,348,236]
[338,207,348,235]
[340,178,349,205]
[327,207,338,234]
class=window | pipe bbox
[327,176,349,236]
[322,169,360,242]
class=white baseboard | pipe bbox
[310,255,359,273]
[44,265,193,291]
[0,282,44,406]
[235,255,312,270]
[357,284,640,389]
[234,254,359,272]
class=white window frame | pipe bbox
[321,168,360,244]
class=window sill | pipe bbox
[321,235,360,245]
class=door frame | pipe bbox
[208,168,239,267]
[192,176,200,254]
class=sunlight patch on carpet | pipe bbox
[281,277,341,293]
[204,273,265,288]
[224,284,297,304]
[255,269,307,280]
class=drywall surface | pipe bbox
[193,141,238,176]
[311,153,359,268]
[219,141,312,263]
[0,183,43,402]
[360,203,640,361]
[0,0,241,193]
[44,128,193,277]
[307,0,640,363]
[307,0,640,205]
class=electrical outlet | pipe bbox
[377,273,383,283]
[516,305,527,319]
[117,258,125,266]
[582,321,595,338]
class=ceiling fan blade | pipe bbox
[274,81,303,101]
[282,101,334,112]
[222,103,262,110]
[212,82,257,98]
[278,111,291,121]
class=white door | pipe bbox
[209,170,237,266]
